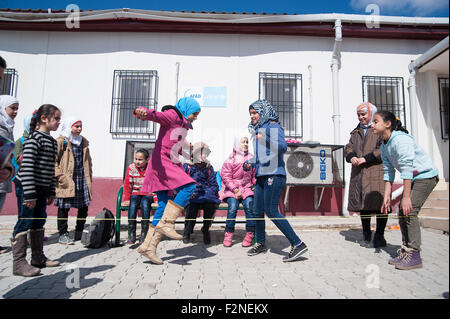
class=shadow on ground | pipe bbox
[2,264,115,299]
[339,228,401,258]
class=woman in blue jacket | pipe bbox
[182,142,220,244]
[244,100,308,262]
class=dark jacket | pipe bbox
[344,125,385,212]
[183,163,220,204]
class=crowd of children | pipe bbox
[0,54,441,275]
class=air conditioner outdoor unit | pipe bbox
[283,144,334,185]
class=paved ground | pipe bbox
[0,215,448,300]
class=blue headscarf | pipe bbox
[23,114,32,134]
[248,99,280,134]
[174,97,201,120]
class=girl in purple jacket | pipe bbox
[133,97,200,265]
[219,137,256,247]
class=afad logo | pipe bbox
[320,150,327,180]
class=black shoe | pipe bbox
[182,233,190,244]
[247,243,267,256]
[373,233,387,248]
[74,231,83,241]
[283,242,308,262]
[360,230,372,247]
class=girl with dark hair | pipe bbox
[344,102,387,248]
[243,100,308,262]
[133,97,200,264]
[11,104,61,277]
[121,148,154,244]
[54,117,93,245]
[372,110,439,270]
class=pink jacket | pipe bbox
[136,107,196,193]
[218,148,256,202]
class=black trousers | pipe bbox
[360,210,387,236]
[184,202,216,235]
[57,207,88,235]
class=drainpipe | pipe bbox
[407,65,419,141]
[331,19,349,217]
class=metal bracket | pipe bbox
[314,186,325,211]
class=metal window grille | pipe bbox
[362,76,406,126]
[0,69,18,97]
[259,72,303,138]
[438,78,449,139]
[110,70,158,139]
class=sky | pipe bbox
[1,0,449,17]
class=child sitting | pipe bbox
[122,149,154,244]
[219,137,256,247]
[182,142,220,245]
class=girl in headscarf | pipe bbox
[0,95,19,253]
[133,97,200,264]
[244,100,308,262]
[0,95,19,212]
[54,117,93,245]
[344,102,387,248]
[219,136,256,247]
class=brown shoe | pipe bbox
[155,200,183,240]
[11,231,41,277]
[29,228,60,268]
[140,230,164,265]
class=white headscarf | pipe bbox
[0,95,18,137]
[61,116,82,146]
[357,102,378,128]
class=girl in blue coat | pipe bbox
[182,142,220,244]
[244,100,308,262]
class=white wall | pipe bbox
[0,30,441,179]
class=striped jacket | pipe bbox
[17,130,57,201]
[122,162,151,202]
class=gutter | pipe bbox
[407,36,449,140]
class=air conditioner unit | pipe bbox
[283,145,333,185]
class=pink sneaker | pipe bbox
[223,232,234,247]
[242,232,254,247]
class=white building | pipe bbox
[0,9,448,215]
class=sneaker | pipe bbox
[247,243,267,256]
[223,231,234,247]
[283,242,308,262]
[242,232,254,247]
[395,249,423,270]
[58,233,74,245]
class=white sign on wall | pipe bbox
[182,86,227,108]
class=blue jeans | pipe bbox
[13,188,49,237]
[152,183,196,227]
[128,195,153,222]
[225,196,255,233]
[15,183,24,216]
[253,175,302,247]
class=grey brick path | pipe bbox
[0,216,448,299]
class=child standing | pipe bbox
[344,102,387,248]
[244,100,308,262]
[11,104,61,277]
[372,111,439,270]
[54,117,93,245]
[182,142,220,245]
[122,149,154,244]
[219,137,256,247]
[134,97,200,265]
[0,95,19,213]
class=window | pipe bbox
[438,78,449,139]
[0,69,18,96]
[362,76,406,126]
[259,72,303,138]
[123,141,155,180]
[110,70,158,139]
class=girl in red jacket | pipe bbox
[122,149,154,244]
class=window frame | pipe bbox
[258,72,303,139]
[110,70,159,140]
[0,68,18,97]
[438,77,449,140]
[362,75,406,127]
